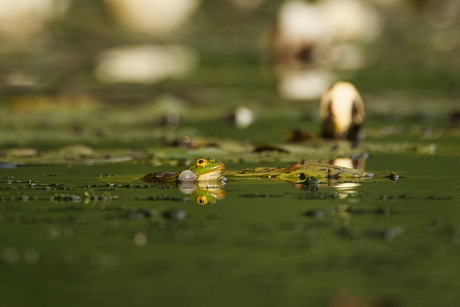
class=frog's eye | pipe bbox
[196,195,208,205]
[196,158,207,167]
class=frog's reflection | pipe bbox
[141,179,226,205]
[178,181,226,205]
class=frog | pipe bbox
[143,157,372,185]
[224,161,373,182]
[143,157,225,182]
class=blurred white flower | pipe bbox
[319,81,365,140]
[234,106,255,129]
[273,0,383,100]
[228,0,266,11]
[423,0,460,29]
[103,0,201,36]
[95,44,199,84]
[0,0,70,43]
[279,69,332,101]
[319,0,383,42]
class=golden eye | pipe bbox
[196,158,207,167]
[197,195,208,205]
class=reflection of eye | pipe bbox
[197,195,208,205]
[197,158,207,167]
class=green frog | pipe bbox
[224,161,373,182]
[143,157,373,184]
[143,157,226,182]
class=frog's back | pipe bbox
[143,172,178,182]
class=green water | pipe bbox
[1,152,459,307]
[2,1,460,305]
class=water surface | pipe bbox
[1,153,459,306]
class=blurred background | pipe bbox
[1,4,460,306]
[0,0,459,154]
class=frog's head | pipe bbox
[178,157,225,181]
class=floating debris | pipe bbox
[0,163,17,169]
[135,195,187,202]
[305,210,325,219]
[233,106,255,129]
[368,226,405,242]
[379,194,410,201]
[345,207,399,215]
[297,192,340,200]
[253,144,290,154]
[124,183,152,190]
[162,209,187,221]
[337,226,404,242]
[0,195,40,202]
[3,248,20,264]
[425,195,453,200]
[134,232,148,246]
[239,194,283,198]
[124,209,152,220]
[283,129,316,143]
[449,111,460,127]
[2,148,39,157]
[44,183,69,190]
[382,171,401,182]
[50,194,82,203]
[424,218,460,243]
